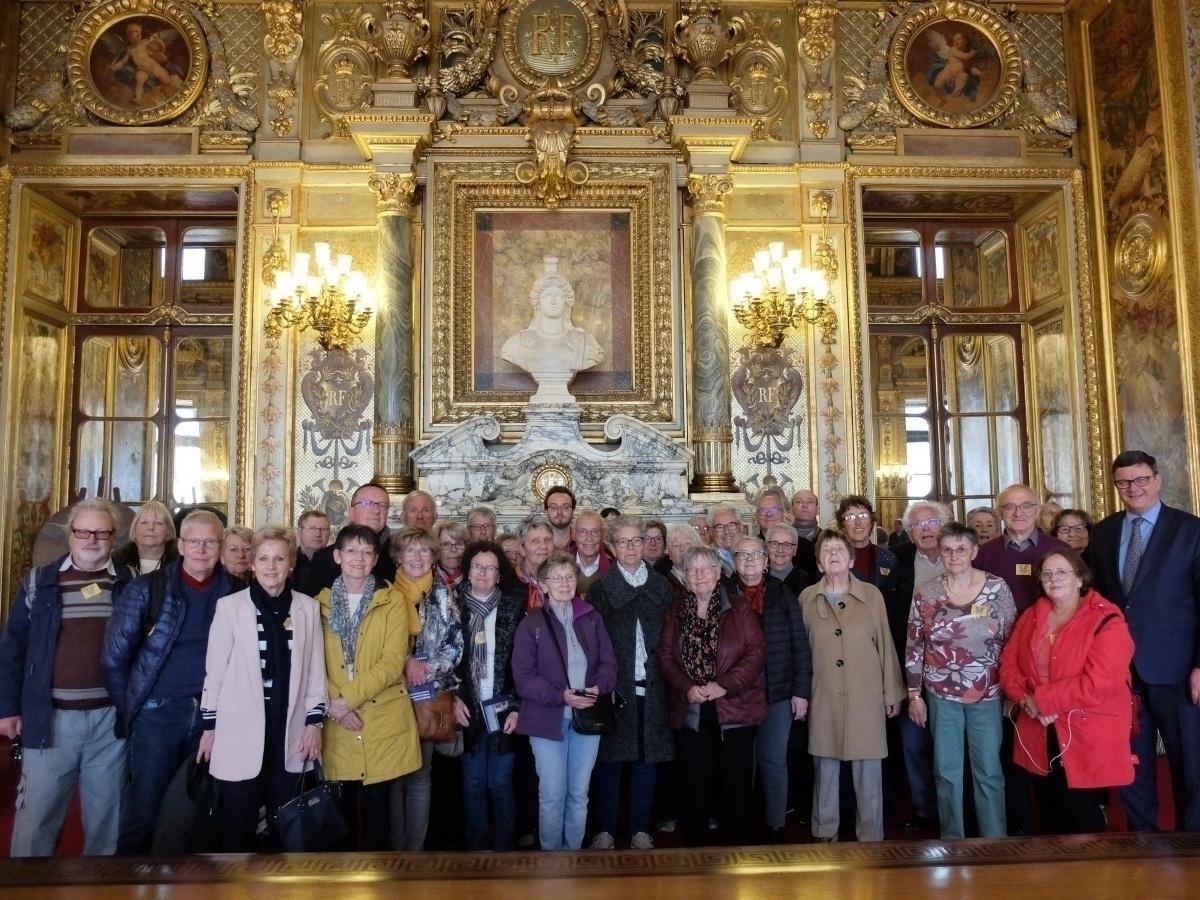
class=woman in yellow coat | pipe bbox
[318,524,422,850]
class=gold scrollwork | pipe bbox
[685,173,733,215]
[728,11,788,141]
[673,0,737,82]
[502,0,603,91]
[367,0,431,79]
[516,88,589,208]
[67,0,210,126]
[1114,213,1166,301]
[368,172,419,215]
[797,0,836,140]
[263,0,303,138]
[887,0,1023,129]
[314,6,376,139]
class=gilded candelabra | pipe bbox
[264,243,374,351]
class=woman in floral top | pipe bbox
[905,521,1016,839]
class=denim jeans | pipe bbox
[927,693,1006,838]
[529,717,601,850]
[390,740,434,850]
[10,707,126,857]
[755,699,794,828]
[461,734,517,850]
[119,696,204,854]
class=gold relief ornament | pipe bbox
[531,464,573,503]
[66,0,210,126]
[728,10,788,141]
[1114,213,1166,301]
[314,6,376,139]
[367,172,419,215]
[263,0,303,138]
[887,0,1023,129]
[502,0,603,91]
[367,0,431,79]
[796,0,836,140]
[261,189,289,288]
[673,0,737,82]
[516,88,589,208]
[686,173,733,215]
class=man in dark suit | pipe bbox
[293,482,396,595]
[1091,450,1200,832]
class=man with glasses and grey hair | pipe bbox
[974,484,1069,836]
[710,504,745,578]
[0,498,136,856]
[102,509,240,854]
[887,500,954,834]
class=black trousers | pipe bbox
[338,778,396,851]
[215,727,297,853]
[677,703,757,846]
[1032,725,1108,834]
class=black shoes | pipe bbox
[903,815,938,833]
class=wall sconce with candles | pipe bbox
[875,463,910,494]
[731,192,838,348]
[263,242,374,352]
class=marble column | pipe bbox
[368,171,418,493]
[686,173,738,493]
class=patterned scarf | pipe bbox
[329,574,375,678]
[739,579,766,615]
[464,585,502,689]
[679,587,721,685]
[618,560,649,587]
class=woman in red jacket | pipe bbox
[999,548,1135,833]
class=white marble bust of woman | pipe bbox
[501,258,603,384]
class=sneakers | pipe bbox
[656,818,677,833]
[590,831,615,850]
[630,832,654,850]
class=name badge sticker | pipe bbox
[80,583,101,599]
[1015,564,1032,576]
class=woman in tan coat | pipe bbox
[800,529,906,843]
[318,524,422,850]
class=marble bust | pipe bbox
[501,257,603,403]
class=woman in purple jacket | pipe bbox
[512,552,617,850]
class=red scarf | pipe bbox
[740,580,766,615]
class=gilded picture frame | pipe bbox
[428,161,679,432]
[888,0,1022,129]
[18,193,76,307]
[67,0,209,126]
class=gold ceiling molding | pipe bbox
[263,0,303,139]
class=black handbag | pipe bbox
[542,609,620,736]
[271,761,349,852]
[151,757,219,855]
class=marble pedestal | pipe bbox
[408,404,699,518]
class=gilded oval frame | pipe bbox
[888,1,1022,129]
[502,0,602,91]
[1114,213,1167,301]
[68,0,209,126]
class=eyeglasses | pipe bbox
[757,505,783,517]
[644,535,664,544]
[403,545,434,556]
[71,528,114,541]
[1040,568,1076,581]
[614,537,644,548]
[543,572,576,584]
[576,528,603,538]
[913,518,942,529]
[353,499,388,510]
[713,522,743,533]
[546,503,575,513]
[940,546,973,557]
[998,502,1039,514]
[470,563,499,573]
[300,524,330,533]
[734,550,766,561]
[180,537,220,549]
[468,523,492,533]
[338,546,376,558]
[1056,524,1088,535]
[767,540,797,550]
[693,525,711,534]
[440,540,464,550]
[842,512,872,523]
[1113,475,1154,490]
[684,565,718,576]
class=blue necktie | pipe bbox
[1122,516,1144,596]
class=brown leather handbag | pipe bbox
[412,689,457,743]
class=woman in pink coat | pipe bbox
[999,548,1134,834]
[197,525,328,852]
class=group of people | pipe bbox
[0,447,1196,858]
